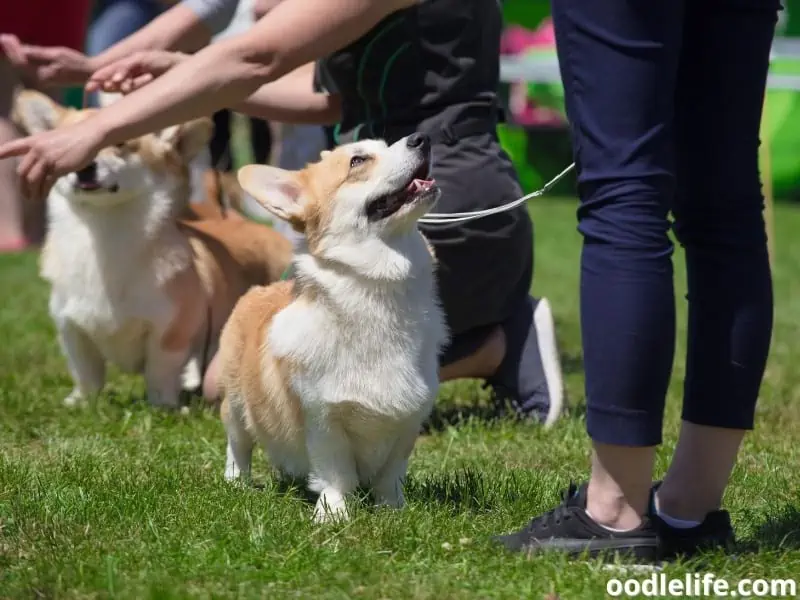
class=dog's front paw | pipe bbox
[181,357,202,392]
[313,489,349,523]
[63,389,85,407]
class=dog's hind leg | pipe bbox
[306,416,358,523]
[221,395,254,481]
[57,320,106,407]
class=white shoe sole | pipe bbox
[533,297,564,428]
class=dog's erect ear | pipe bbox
[11,90,66,135]
[238,165,306,231]
[160,118,214,163]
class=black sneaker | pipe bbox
[649,482,736,559]
[493,483,660,562]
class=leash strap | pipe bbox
[418,162,576,226]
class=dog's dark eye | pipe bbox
[350,155,367,168]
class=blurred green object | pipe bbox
[497,124,540,193]
[63,87,84,109]
[500,3,573,195]
[763,59,800,200]
[502,0,551,30]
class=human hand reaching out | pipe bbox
[86,50,189,95]
[0,123,105,201]
[0,34,95,86]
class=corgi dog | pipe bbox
[218,133,448,522]
[12,90,292,408]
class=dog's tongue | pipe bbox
[407,178,435,193]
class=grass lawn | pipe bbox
[1,197,799,599]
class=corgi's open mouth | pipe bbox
[73,163,120,194]
[73,180,120,194]
[366,161,436,221]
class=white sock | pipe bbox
[654,492,702,529]
[585,508,638,533]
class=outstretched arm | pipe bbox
[90,2,221,63]
[0,0,414,200]
[90,0,412,144]
[230,63,342,125]
[0,1,233,87]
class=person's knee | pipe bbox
[578,179,674,261]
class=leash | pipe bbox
[272,162,575,280]
[417,162,575,226]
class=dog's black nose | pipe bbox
[406,133,430,151]
[76,162,97,184]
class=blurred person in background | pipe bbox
[1,0,278,205]
[85,0,172,107]
[0,0,92,251]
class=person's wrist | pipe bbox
[85,111,117,150]
[84,54,103,77]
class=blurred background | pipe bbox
[14,0,800,199]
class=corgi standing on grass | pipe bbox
[12,89,292,410]
[218,134,448,522]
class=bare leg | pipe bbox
[585,443,656,530]
[656,422,745,521]
[202,351,221,400]
[439,326,505,382]
[0,61,26,250]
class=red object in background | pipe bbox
[0,0,92,50]
[500,19,563,128]
[500,19,556,56]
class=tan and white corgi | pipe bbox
[12,90,292,408]
[218,133,448,522]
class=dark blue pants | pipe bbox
[551,0,778,446]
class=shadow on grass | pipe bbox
[742,505,800,552]
[264,469,525,515]
[673,506,800,568]
[405,468,529,513]
[422,403,505,433]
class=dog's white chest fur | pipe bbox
[42,191,190,372]
[270,236,446,419]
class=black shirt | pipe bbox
[316,0,504,144]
